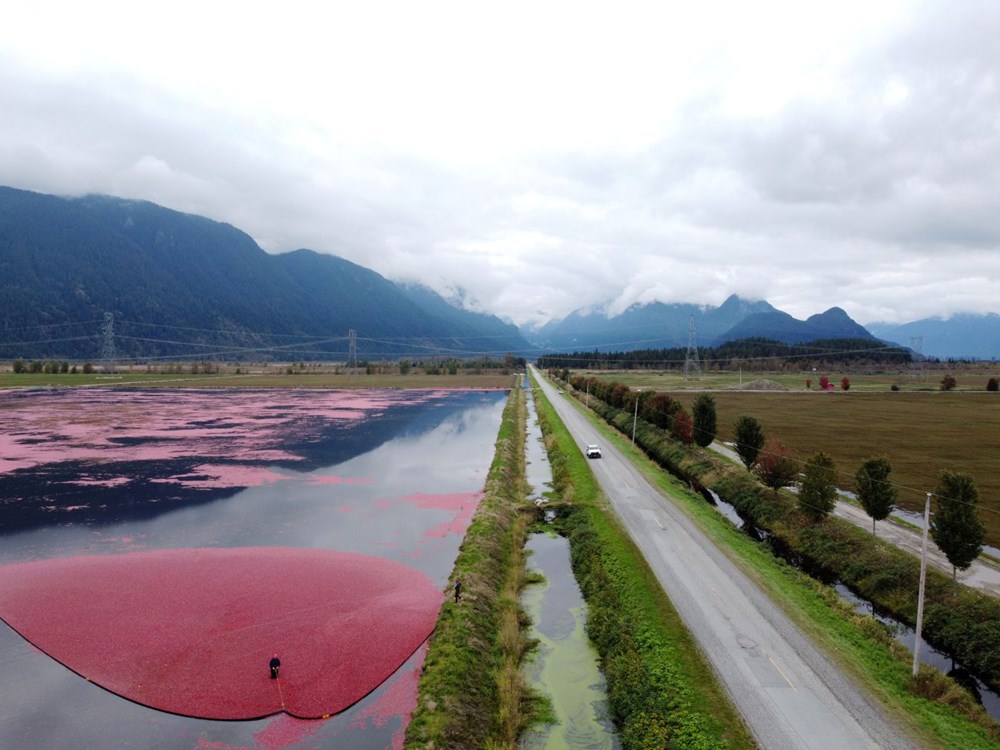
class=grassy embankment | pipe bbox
[556,376,1000,748]
[405,384,546,750]
[531,382,755,749]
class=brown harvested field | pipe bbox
[674,390,1000,547]
[575,368,1000,546]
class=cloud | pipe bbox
[2,1,999,328]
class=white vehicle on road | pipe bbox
[585,444,602,459]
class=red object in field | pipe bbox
[0,548,442,720]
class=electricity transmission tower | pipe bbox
[348,329,357,375]
[684,315,702,380]
[909,336,924,381]
[100,312,117,375]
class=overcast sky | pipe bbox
[2,1,998,327]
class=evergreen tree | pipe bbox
[854,457,897,538]
[692,394,717,447]
[733,415,765,470]
[931,471,985,595]
[799,451,837,521]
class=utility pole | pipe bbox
[912,492,932,677]
[632,395,639,444]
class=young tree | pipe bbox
[755,438,799,494]
[931,471,985,595]
[798,451,837,520]
[733,416,765,470]
[818,375,830,390]
[940,373,957,391]
[840,376,851,391]
[854,457,897,538]
[671,409,694,445]
[805,378,812,389]
[987,377,999,392]
[691,394,717,447]
[644,393,679,430]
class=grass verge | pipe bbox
[532,381,755,750]
[404,384,545,750]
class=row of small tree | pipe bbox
[564,373,719,447]
[731,414,985,589]
[805,375,851,390]
[12,359,93,374]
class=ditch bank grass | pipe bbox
[559,382,1000,749]
[532,384,755,750]
[405,385,546,750]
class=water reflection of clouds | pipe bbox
[0,389,507,750]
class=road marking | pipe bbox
[654,517,663,529]
[766,652,795,689]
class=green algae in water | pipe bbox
[520,533,620,750]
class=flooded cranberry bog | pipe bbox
[0,387,507,750]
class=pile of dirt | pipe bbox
[729,378,789,391]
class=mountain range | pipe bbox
[0,186,530,361]
[1,185,996,362]
[521,297,881,352]
[526,301,999,360]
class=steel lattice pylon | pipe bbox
[684,315,702,380]
[100,312,117,374]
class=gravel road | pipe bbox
[532,367,916,750]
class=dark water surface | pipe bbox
[520,388,619,749]
[521,534,619,750]
[0,388,507,750]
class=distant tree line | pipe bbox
[12,359,89,374]
[538,337,912,371]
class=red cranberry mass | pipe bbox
[0,547,442,719]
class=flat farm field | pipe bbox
[577,370,1000,546]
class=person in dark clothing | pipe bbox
[453,579,462,603]
[269,654,281,679]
